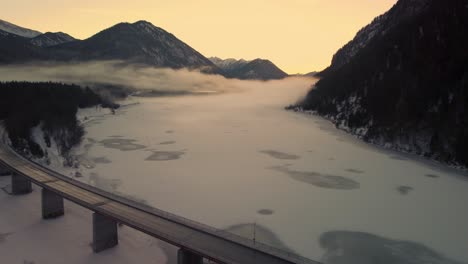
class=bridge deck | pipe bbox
[0,145,318,264]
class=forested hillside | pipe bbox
[294,0,468,167]
[0,82,110,159]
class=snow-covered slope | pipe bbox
[30,32,76,47]
[0,19,41,38]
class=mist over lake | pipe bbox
[45,76,468,264]
[1,2,467,263]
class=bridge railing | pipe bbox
[0,125,317,264]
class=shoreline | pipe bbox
[287,106,468,174]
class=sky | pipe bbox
[3,0,397,74]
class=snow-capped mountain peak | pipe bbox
[0,19,42,38]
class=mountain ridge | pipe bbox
[295,0,468,167]
[210,57,288,80]
[0,29,48,63]
[0,19,289,80]
[0,20,221,73]
[48,20,220,73]
[30,32,77,47]
[325,0,432,73]
[0,19,42,38]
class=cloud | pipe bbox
[0,60,316,102]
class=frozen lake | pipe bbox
[52,77,468,264]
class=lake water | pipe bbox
[59,77,468,264]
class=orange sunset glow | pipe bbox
[3,0,397,73]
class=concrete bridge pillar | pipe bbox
[0,164,10,176]
[11,172,32,195]
[92,212,118,253]
[178,249,203,264]
[42,188,64,219]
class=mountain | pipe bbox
[210,57,288,80]
[50,21,220,73]
[0,19,41,38]
[0,29,47,63]
[210,57,249,72]
[30,32,76,47]
[326,0,431,73]
[0,19,288,79]
[295,0,468,167]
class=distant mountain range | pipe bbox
[0,19,288,80]
[210,57,288,80]
[295,0,468,167]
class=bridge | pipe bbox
[0,141,318,264]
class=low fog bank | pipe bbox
[0,61,317,100]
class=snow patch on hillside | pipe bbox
[0,19,41,38]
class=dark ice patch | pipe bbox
[345,168,365,174]
[99,138,146,151]
[397,185,414,195]
[224,223,295,254]
[165,130,175,134]
[159,141,176,145]
[425,173,440,178]
[257,209,274,215]
[259,150,301,160]
[269,165,359,190]
[319,231,462,264]
[145,151,185,161]
[0,232,12,243]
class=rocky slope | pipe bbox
[0,19,41,38]
[0,20,220,73]
[210,57,288,80]
[295,0,468,167]
[30,32,76,47]
[0,29,47,63]
[50,21,220,73]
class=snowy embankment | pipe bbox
[0,113,178,264]
[288,106,468,171]
[0,175,175,264]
